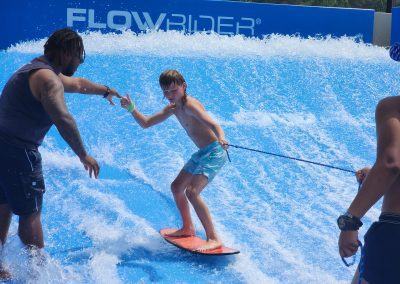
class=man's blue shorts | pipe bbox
[0,138,45,215]
[183,141,227,182]
[362,212,400,284]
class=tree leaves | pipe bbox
[235,0,398,12]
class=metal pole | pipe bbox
[387,0,394,13]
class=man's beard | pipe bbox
[63,64,75,77]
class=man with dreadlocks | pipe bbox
[0,28,120,279]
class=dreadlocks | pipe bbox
[44,28,85,65]
[159,70,188,105]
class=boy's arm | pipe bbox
[121,94,175,128]
[185,101,228,147]
[59,74,121,105]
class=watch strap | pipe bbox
[102,85,111,98]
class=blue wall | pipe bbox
[1,0,374,49]
[392,7,400,44]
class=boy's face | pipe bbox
[161,82,186,103]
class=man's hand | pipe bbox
[338,230,359,258]
[105,88,122,106]
[356,166,371,184]
[79,155,100,178]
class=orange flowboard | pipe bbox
[160,228,240,255]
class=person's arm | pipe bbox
[185,100,228,148]
[30,69,99,178]
[347,165,392,217]
[339,164,394,258]
[59,74,121,105]
[120,94,175,128]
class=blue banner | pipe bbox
[392,7,400,44]
[1,0,374,49]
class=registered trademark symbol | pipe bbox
[256,18,261,25]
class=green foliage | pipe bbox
[234,0,400,12]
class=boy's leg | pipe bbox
[185,174,221,251]
[166,170,196,237]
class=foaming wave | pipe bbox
[89,252,122,284]
[7,30,389,61]
[70,185,161,252]
[233,109,316,128]
[2,237,82,284]
[40,147,82,171]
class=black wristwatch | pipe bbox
[337,212,363,231]
[102,85,110,98]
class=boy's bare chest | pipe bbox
[175,111,198,131]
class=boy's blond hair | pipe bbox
[159,70,187,105]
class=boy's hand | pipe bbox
[120,94,133,110]
[166,103,176,113]
[355,166,371,184]
[219,139,229,150]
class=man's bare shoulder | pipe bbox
[30,68,62,88]
[29,68,63,100]
[30,68,59,80]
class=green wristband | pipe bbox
[127,102,135,113]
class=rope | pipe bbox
[227,144,356,174]
[341,240,364,284]
[358,241,365,284]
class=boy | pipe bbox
[121,70,228,251]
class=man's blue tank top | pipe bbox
[0,57,60,149]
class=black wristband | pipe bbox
[102,85,110,98]
[337,213,363,231]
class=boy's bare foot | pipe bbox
[165,227,195,238]
[195,239,222,252]
[0,266,11,281]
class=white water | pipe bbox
[1,30,398,283]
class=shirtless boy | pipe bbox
[121,70,228,251]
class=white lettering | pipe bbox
[197,15,214,33]
[131,12,166,30]
[108,10,131,30]
[88,9,106,29]
[217,16,234,35]
[66,8,258,36]
[67,8,86,27]
[188,15,192,33]
[237,17,255,36]
[167,14,185,30]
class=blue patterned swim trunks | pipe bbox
[183,141,227,182]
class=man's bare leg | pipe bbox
[186,175,222,251]
[18,211,44,249]
[166,170,196,237]
[0,204,12,280]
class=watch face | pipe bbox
[338,216,346,229]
